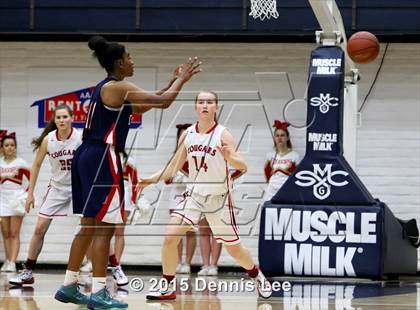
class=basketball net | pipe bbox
[249,0,279,20]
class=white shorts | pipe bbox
[123,191,134,213]
[38,185,72,219]
[171,191,241,245]
[123,180,137,213]
[168,185,187,212]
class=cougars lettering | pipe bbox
[48,149,76,159]
[187,144,217,156]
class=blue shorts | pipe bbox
[72,141,125,224]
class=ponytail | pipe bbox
[88,36,126,73]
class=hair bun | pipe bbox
[88,36,108,54]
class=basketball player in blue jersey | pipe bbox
[54,36,201,309]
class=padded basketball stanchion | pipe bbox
[309,0,359,169]
[258,45,417,279]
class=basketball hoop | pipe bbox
[249,0,279,21]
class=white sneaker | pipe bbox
[9,269,34,286]
[0,260,9,272]
[207,266,218,276]
[146,289,176,300]
[80,261,92,273]
[197,266,209,276]
[175,264,182,273]
[253,270,272,298]
[112,265,129,287]
[5,261,16,273]
[177,264,191,274]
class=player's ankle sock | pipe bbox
[91,277,107,294]
[25,258,37,271]
[163,274,175,284]
[246,265,259,278]
[108,254,119,267]
[63,270,79,286]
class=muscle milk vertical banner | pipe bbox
[271,47,374,206]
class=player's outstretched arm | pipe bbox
[124,57,201,114]
[217,129,247,172]
[25,136,48,213]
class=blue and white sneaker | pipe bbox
[87,288,128,309]
[54,283,89,305]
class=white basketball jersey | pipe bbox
[184,123,228,196]
[47,128,82,188]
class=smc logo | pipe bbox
[294,164,348,200]
[310,93,338,114]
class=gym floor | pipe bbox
[1,270,419,309]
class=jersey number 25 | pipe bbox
[59,159,72,171]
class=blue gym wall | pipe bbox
[0,0,419,35]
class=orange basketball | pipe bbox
[347,31,380,64]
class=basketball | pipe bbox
[347,31,380,64]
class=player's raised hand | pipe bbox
[178,57,202,83]
[172,65,183,80]
[25,193,35,213]
[169,65,183,83]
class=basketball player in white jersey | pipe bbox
[10,104,82,286]
[263,120,300,201]
[139,91,272,300]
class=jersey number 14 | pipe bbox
[192,156,208,172]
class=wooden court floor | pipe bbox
[0,271,419,309]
